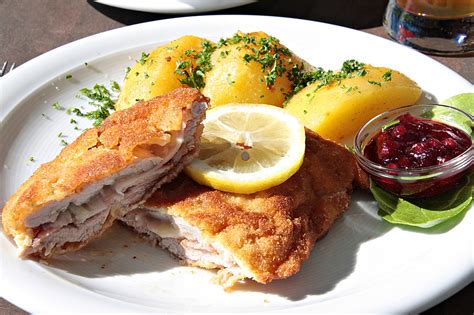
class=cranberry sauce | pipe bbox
[364,113,471,169]
[364,113,472,197]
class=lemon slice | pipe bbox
[186,104,306,194]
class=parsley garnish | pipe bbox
[65,74,72,80]
[28,156,35,162]
[346,86,360,93]
[52,102,64,110]
[79,84,115,108]
[368,80,382,86]
[111,81,120,92]
[218,33,256,47]
[381,119,400,131]
[383,70,392,81]
[67,108,84,116]
[175,40,216,89]
[60,139,68,146]
[241,35,292,88]
[69,83,118,126]
[139,52,149,65]
[125,67,131,76]
[341,59,365,73]
[357,69,367,77]
[284,59,367,104]
[220,50,229,58]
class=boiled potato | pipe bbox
[284,65,422,143]
[202,32,308,107]
[115,35,211,110]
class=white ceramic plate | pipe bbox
[0,16,472,313]
[94,0,256,14]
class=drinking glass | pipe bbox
[383,0,474,55]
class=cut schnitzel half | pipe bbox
[2,88,208,258]
[121,130,362,289]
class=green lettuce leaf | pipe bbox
[436,93,474,135]
[442,93,474,115]
[370,175,473,228]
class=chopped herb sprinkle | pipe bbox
[67,83,118,126]
[110,80,120,92]
[220,50,229,58]
[65,74,72,80]
[284,59,367,104]
[52,102,63,110]
[28,156,35,162]
[357,69,367,77]
[381,119,400,131]
[368,80,382,86]
[240,35,292,88]
[139,52,149,65]
[341,59,365,73]
[383,70,392,81]
[346,86,360,93]
[60,139,68,146]
[175,40,216,89]
[71,108,84,116]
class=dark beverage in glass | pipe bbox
[384,0,474,55]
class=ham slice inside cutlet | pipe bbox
[121,129,365,289]
[1,88,208,258]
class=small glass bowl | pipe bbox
[354,104,473,198]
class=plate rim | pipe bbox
[93,0,257,14]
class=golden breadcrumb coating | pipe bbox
[145,130,359,285]
[2,88,208,243]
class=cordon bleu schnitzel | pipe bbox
[2,88,208,258]
[121,129,365,289]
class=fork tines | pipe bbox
[1,61,15,77]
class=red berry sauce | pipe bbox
[364,113,472,197]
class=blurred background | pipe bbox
[2,0,390,66]
[1,0,471,80]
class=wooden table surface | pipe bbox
[0,0,472,314]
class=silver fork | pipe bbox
[0,61,16,77]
